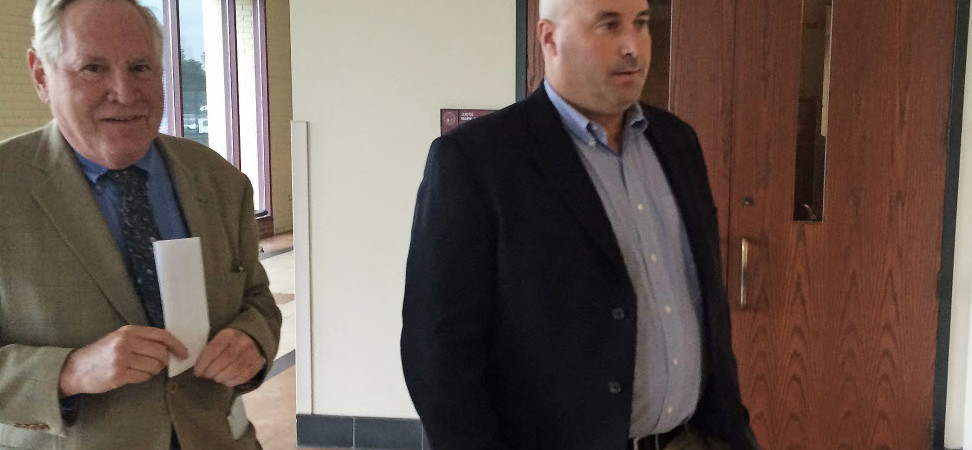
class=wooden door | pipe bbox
[677,0,954,448]
[523,0,954,447]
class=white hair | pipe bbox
[32,0,163,67]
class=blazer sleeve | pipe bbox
[0,342,76,437]
[401,136,510,450]
[225,178,282,390]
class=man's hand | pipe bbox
[58,326,189,397]
[193,328,265,387]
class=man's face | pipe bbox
[541,0,652,119]
[29,0,163,168]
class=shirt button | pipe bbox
[637,203,644,211]
[650,254,658,263]
[611,308,625,320]
[665,305,672,314]
[667,406,674,415]
[607,381,622,394]
[673,358,680,366]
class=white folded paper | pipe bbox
[154,237,210,377]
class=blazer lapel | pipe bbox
[523,88,627,273]
[29,122,149,326]
[155,137,212,239]
[156,136,232,295]
[642,114,712,266]
[643,112,719,382]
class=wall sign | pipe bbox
[440,109,496,135]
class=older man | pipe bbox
[0,0,281,448]
[401,0,757,449]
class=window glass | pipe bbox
[143,0,271,217]
[235,0,265,212]
[178,0,220,153]
[141,0,168,134]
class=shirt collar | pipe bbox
[74,143,162,185]
[543,79,649,149]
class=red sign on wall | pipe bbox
[440,109,496,135]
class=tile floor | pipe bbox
[241,233,337,449]
[242,366,340,450]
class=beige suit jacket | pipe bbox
[0,122,282,450]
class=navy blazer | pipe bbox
[402,87,757,450]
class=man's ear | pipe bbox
[537,19,558,58]
[27,49,50,104]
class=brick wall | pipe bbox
[0,0,53,140]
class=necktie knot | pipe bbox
[106,167,148,190]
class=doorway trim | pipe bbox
[939,1,971,449]
[516,0,529,101]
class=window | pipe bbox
[144,0,271,217]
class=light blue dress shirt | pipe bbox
[545,80,703,438]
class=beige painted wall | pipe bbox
[0,1,52,139]
[289,0,516,418]
[0,0,293,235]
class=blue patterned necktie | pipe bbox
[106,167,165,328]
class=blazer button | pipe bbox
[611,308,625,320]
[608,381,622,394]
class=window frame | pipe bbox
[158,0,273,221]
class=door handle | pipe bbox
[740,238,750,309]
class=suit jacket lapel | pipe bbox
[643,115,711,269]
[523,88,628,273]
[156,136,231,299]
[155,137,212,239]
[645,120,692,225]
[29,122,149,326]
[643,113,718,382]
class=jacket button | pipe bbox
[608,381,622,394]
[168,383,179,394]
[611,308,625,320]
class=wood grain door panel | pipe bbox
[669,0,736,270]
[727,1,952,447]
